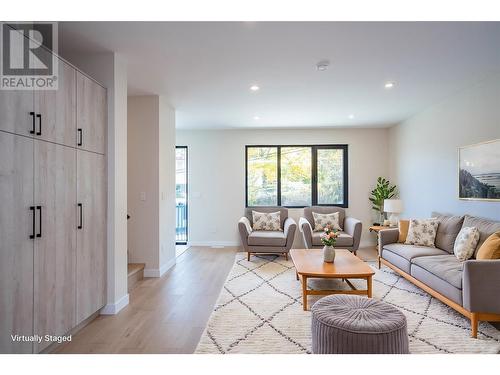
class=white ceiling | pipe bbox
[59,22,500,129]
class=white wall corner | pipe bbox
[100,293,129,315]
[144,257,176,278]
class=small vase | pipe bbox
[323,245,336,263]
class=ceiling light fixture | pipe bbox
[348,114,355,120]
[250,84,260,91]
[384,81,395,89]
[316,60,330,71]
[253,116,260,121]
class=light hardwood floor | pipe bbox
[54,246,238,354]
[53,246,378,354]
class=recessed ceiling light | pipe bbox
[384,81,395,89]
[250,85,260,91]
[348,114,355,120]
[316,60,330,71]
[253,116,260,121]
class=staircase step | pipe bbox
[127,263,145,292]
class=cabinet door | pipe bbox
[0,131,34,354]
[76,150,106,324]
[76,73,106,154]
[34,59,76,147]
[0,90,34,136]
[33,140,77,352]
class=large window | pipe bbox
[245,145,348,208]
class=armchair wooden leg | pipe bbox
[378,256,381,269]
[284,253,288,261]
[247,252,251,261]
[471,313,478,338]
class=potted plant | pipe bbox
[321,225,340,263]
[369,177,397,225]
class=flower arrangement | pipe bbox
[320,225,340,247]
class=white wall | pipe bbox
[159,97,177,272]
[61,51,129,314]
[176,128,390,248]
[128,96,160,271]
[128,96,176,277]
[389,73,500,221]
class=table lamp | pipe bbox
[384,199,404,227]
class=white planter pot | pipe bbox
[323,245,336,263]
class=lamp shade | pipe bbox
[384,199,404,213]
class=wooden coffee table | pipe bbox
[290,249,375,310]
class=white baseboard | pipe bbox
[188,241,240,247]
[144,257,176,278]
[100,293,129,315]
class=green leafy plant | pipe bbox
[369,177,397,224]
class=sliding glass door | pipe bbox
[175,146,188,244]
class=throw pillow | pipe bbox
[453,227,480,261]
[405,219,439,247]
[475,231,500,260]
[312,212,341,232]
[398,219,410,243]
[252,211,281,231]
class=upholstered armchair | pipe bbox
[299,206,362,254]
[238,207,297,261]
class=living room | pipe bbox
[1,1,500,374]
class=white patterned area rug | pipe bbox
[195,253,500,354]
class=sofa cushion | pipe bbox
[383,243,448,262]
[411,255,464,289]
[245,207,288,230]
[305,206,345,230]
[432,212,465,253]
[398,220,410,243]
[405,219,439,247]
[248,231,286,246]
[252,211,281,231]
[453,227,480,261]
[381,249,411,273]
[462,215,500,257]
[312,231,353,247]
[312,211,341,231]
[476,231,500,260]
[410,263,463,305]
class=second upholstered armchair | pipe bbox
[299,206,362,254]
[238,207,297,261]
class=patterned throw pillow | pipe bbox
[252,211,281,231]
[405,219,439,247]
[312,212,342,232]
[454,227,480,261]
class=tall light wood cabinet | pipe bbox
[77,150,107,324]
[77,72,107,154]
[0,53,107,354]
[33,140,77,353]
[0,132,34,354]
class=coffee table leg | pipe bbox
[302,275,308,311]
[367,275,372,298]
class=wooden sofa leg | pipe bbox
[247,252,251,261]
[378,256,381,269]
[471,313,478,338]
[284,253,288,261]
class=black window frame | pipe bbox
[245,144,348,208]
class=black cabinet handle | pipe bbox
[36,114,42,136]
[29,112,35,134]
[29,206,35,239]
[77,128,83,146]
[36,206,42,238]
[78,203,83,229]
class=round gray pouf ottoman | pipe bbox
[311,295,409,354]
